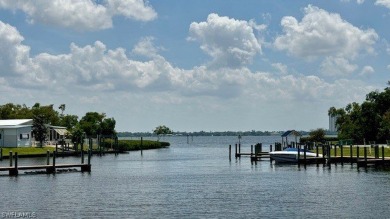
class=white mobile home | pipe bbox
[0,119,33,147]
[0,119,67,147]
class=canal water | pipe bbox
[1,136,390,218]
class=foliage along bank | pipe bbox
[329,82,390,144]
[102,139,170,151]
[0,103,116,145]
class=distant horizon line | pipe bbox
[117,129,335,134]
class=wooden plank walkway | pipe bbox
[356,158,390,167]
[231,143,390,169]
[236,152,269,157]
[0,164,91,171]
[0,150,92,176]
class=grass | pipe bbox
[1,147,56,156]
[313,146,390,157]
[0,139,170,157]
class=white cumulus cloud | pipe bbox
[271,63,288,75]
[106,0,157,21]
[375,0,390,8]
[0,0,157,31]
[0,21,33,77]
[320,56,358,77]
[131,37,160,58]
[360,65,375,76]
[188,13,262,69]
[274,5,378,59]
[0,20,375,110]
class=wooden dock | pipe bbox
[230,143,390,169]
[0,150,92,176]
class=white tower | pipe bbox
[329,115,338,132]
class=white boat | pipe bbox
[269,148,322,163]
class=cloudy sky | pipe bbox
[0,0,389,132]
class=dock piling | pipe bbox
[229,145,231,160]
[14,152,18,170]
[364,147,368,167]
[9,151,13,167]
[357,146,360,159]
[327,144,331,168]
[9,152,18,176]
[297,146,301,167]
[303,145,307,167]
[141,137,143,156]
[375,145,379,159]
[382,146,385,161]
[88,149,91,166]
[80,149,92,172]
[350,145,353,165]
[46,150,50,165]
[62,141,65,158]
[316,144,319,167]
[53,151,56,169]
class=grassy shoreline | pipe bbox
[1,140,170,157]
[103,139,170,151]
[315,146,390,157]
[1,147,56,156]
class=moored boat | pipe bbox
[269,148,322,163]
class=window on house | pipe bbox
[20,133,29,139]
[0,134,2,139]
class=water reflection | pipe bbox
[1,136,390,218]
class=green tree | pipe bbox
[378,111,390,141]
[0,103,32,119]
[58,104,66,116]
[153,125,173,140]
[309,128,326,143]
[59,114,79,130]
[79,112,105,137]
[31,103,60,125]
[101,117,116,136]
[32,114,47,147]
[330,82,390,143]
[70,123,84,151]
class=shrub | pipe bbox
[102,139,170,151]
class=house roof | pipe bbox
[281,130,301,137]
[0,119,33,126]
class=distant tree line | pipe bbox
[0,103,116,146]
[329,82,390,144]
[117,130,299,137]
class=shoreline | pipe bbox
[0,140,170,159]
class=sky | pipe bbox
[0,0,389,132]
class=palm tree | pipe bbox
[58,104,66,116]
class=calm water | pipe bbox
[1,136,390,218]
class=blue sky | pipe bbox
[0,0,389,132]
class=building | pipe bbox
[329,115,339,133]
[0,119,67,148]
[0,119,33,147]
[281,130,301,148]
